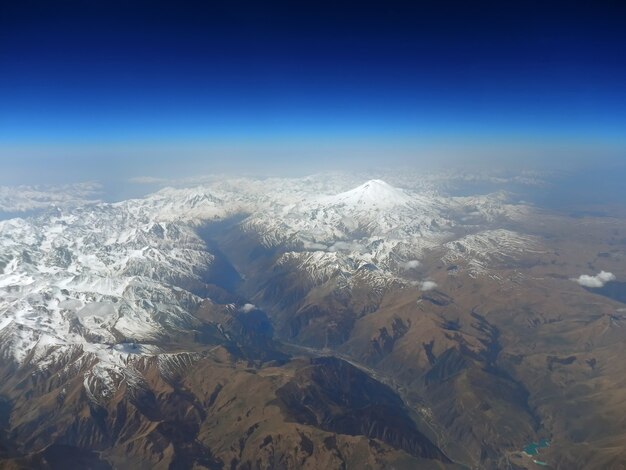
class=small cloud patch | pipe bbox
[575,271,616,288]
[420,281,438,291]
[303,240,328,251]
[329,241,365,253]
[240,303,256,313]
[402,260,420,270]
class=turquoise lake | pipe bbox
[523,438,551,456]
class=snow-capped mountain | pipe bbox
[240,178,450,266]
[442,229,543,278]
[11,173,611,470]
[0,182,103,213]
[0,174,537,391]
[0,203,215,400]
[320,179,413,209]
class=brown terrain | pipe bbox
[2,207,626,469]
[206,208,626,469]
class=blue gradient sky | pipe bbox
[1,0,625,184]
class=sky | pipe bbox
[1,0,626,186]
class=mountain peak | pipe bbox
[326,179,412,208]
[358,179,394,191]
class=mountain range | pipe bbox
[1,173,625,469]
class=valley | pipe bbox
[1,173,626,469]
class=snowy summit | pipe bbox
[322,179,412,209]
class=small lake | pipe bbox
[523,438,550,456]
[523,438,550,466]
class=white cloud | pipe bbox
[575,271,616,288]
[303,240,328,251]
[402,260,420,270]
[420,281,438,291]
[329,241,365,253]
[240,303,256,313]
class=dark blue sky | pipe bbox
[1,0,625,183]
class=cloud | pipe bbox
[329,241,365,253]
[575,271,616,288]
[240,303,256,313]
[420,281,438,291]
[402,260,420,270]
[303,240,328,251]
